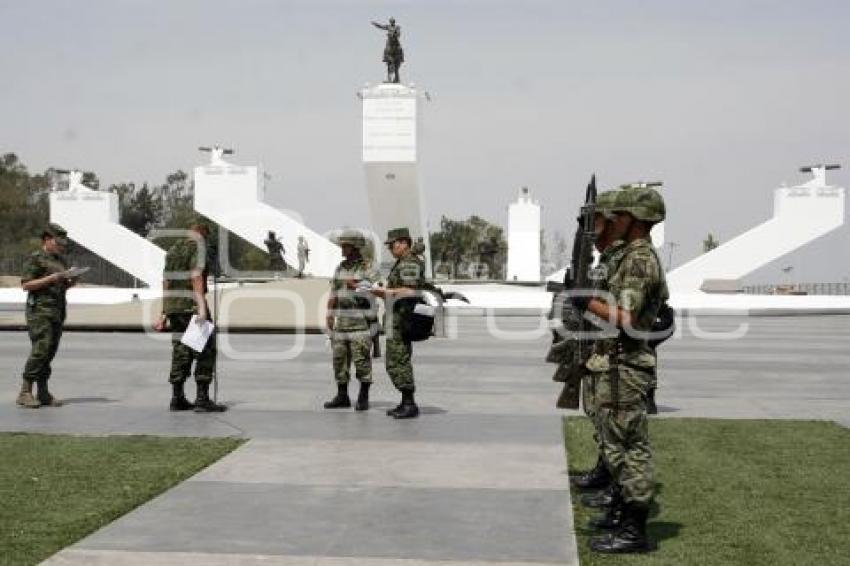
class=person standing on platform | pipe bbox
[17,223,75,408]
[153,221,227,413]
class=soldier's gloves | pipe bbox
[568,294,591,312]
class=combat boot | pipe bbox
[16,380,40,408]
[647,388,658,415]
[392,389,419,419]
[590,501,651,554]
[355,382,371,411]
[169,382,195,411]
[581,485,615,508]
[324,383,352,409]
[194,382,227,413]
[588,487,623,530]
[571,455,612,490]
[36,379,63,407]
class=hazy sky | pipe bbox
[2,0,849,282]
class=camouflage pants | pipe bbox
[581,372,604,454]
[23,309,64,383]
[594,365,654,504]
[332,332,372,384]
[385,322,414,392]
[168,314,216,384]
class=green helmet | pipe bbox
[595,189,620,219]
[336,229,366,248]
[612,187,665,223]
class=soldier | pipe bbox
[324,230,379,411]
[566,189,627,492]
[264,230,286,273]
[369,227,427,419]
[570,187,668,553]
[17,223,75,408]
[153,222,227,412]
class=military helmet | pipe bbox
[595,190,620,219]
[612,187,665,223]
[336,229,366,248]
[42,222,69,245]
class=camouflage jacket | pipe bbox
[586,237,669,371]
[331,256,379,332]
[21,249,70,316]
[163,239,208,315]
[385,250,427,327]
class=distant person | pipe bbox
[153,221,226,412]
[297,235,310,278]
[324,230,379,411]
[369,227,428,419]
[264,230,286,273]
[17,223,76,408]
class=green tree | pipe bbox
[429,215,507,279]
[702,233,720,253]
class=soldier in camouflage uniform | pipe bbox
[324,230,380,411]
[153,222,226,413]
[567,189,628,492]
[17,223,76,408]
[369,227,427,419]
[569,187,668,553]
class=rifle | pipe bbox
[555,174,598,409]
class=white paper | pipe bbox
[180,315,215,353]
[413,303,436,317]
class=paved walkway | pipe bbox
[0,316,847,564]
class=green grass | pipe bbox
[564,417,850,566]
[0,433,243,565]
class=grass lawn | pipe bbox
[564,417,850,566]
[0,433,243,565]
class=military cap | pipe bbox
[336,229,366,248]
[384,227,412,244]
[42,223,69,245]
[612,187,665,224]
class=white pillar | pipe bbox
[506,187,541,282]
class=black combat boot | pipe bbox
[392,389,419,419]
[571,455,612,490]
[588,487,623,530]
[194,381,227,413]
[169,382,194,411]
[647,388,658,415]
[36,379,62,407]
[581,485,615,508]
[590,501,651,554]
[324,383,352,409]
[355,382,371,411]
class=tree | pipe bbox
[429,215,507,279]
[702,233,720,253]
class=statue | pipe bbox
[264,230,286,273]
[371,17,404,83]
[297,235,310,278]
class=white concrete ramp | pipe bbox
[193,150,339,277]
[668,167,845,293]
[50,172,165,288]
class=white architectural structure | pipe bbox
[361,82,430,271]
[50,171,165,287]
[506,186,541,282]
[193,148,340,278]
[667,165,845,293]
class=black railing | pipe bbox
[742,283,850,296]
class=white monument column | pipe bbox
[506,186,541,282]
[361,82,430,272]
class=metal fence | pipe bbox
[742,282,850,296]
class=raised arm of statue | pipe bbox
[371,21,388,31]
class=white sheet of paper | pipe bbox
[66,266,90,278]
[180,315,215,353]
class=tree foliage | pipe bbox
[429,215,507,279]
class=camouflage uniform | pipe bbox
[385,242,427,393]
[163,238,215,385]
[330,256,379,385]
[586,215,669,510]
[21,249,70,385]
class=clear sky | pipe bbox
[2,0,848,282]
